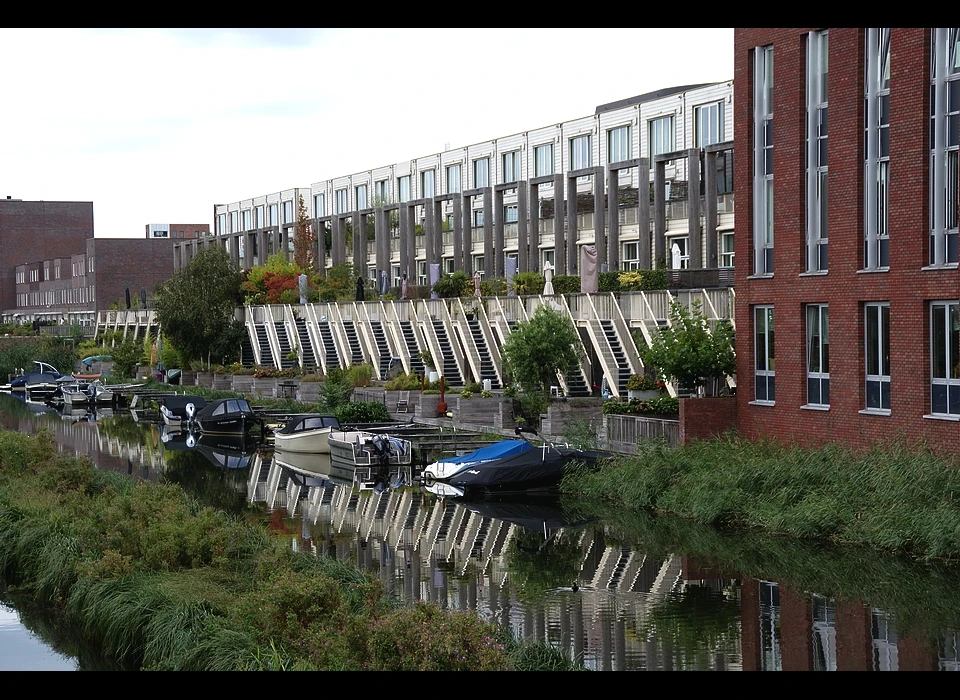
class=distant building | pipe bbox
[145,223,208,239]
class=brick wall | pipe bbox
[679,397,737,443]
[90,238,175,310]
[734,28,960,455]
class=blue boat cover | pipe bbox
[438,440,532,464]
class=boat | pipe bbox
[61,380,114,407]
[273,448,356,486]
[328,429,413,469]
[160,425,257,469]
[420,430,612,494]
[24,373,63,401]
[0,361,63,392]
[272,414,340,454]
[159,395,207,427]
[187,397,259,435]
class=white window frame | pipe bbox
[667,236,689,270]
[355,184,368,211]
[864,28,891,270]
[217,213,226,235]
[695,102,725,148]
[754,45,775,276]
[648,115,675,159]
[754,305,775,404]
[502,150,521,183]
[805,30,829,274]
[421,169,435,199]
[336,189,348,214]
[720,231,735,268]
[255,205,264,228]
[473,158,489,188]
[398,176,411,203]
[541,248,555,271]
[621,241,639,270]
[283,200,294,224]
[269,203,278,226]
[375,179,389,203]
[930,300,960,416]
[930,28,960,266]
[607,124,631,163]
[313,195,325,218]
[472,254,485,278]
[241,209,251,231]
[534,143,554,177]
[570,134,591,170]
[805,303,830,408]
[446,164,461,194]
[229,211,238,234]
[864,302,890,412]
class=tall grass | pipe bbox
[562,434,960,561]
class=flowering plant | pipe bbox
[626,373,665,391]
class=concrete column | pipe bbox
[704,150,719,268]
[638,158,651,269]
[517,180,528,273]
[399,206,409,279]
[528,182,540,271]
[258,230,269,267]
[405,205,417,280]
[375,207,387,280]
[654,161,666,267]
[352,211,364,276]
[452,197,463,273]
[554,174,566,275]
[424,201,436,268]
[566,175,577,274]
[331,217,342,266]
[461,194,472,275]
[687,148,702,269]
[230,234,240,269]
[607,167,620,271]
[433,199,444,267]
[316,221,326,276]
[494,189,505,277]
[593,165,605,270]
[482,187,493,277]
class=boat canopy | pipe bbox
[276,414,340,434]
[438,440,532,465]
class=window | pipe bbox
[283,200,294,224]
[759,581,782,671]
[541,248,555,271]
[255,205,265,228]
[864,28,891,269]
[695,102,725,147]
[806,30,829,273]
[229,211,238,234]
[393,264,401,286]
[570,134,591,170]
[446,164,461,194]
[473,158,489,188]
[534,143,554,177]
[503,205,518,224]
[721,232,735,268]
[648,115,675,158]
[621,241,639,270]
[397,175,411,203]
[417,261,427,286]
[313,194,325,218]
[375,179,389,203]
[754,306,775,403]
[473,255,485,278]
[930,301,960,416]
[356,184,368,210]
[806,304,830,407]
[607,125,631,163]
[421,169,435,199]
[473,210,485,228]
[269,203,278,226]
[930,28,960,265]
[865,302,890,411]
[241,209,251,231]
[872,610,899,672]
[336,189,348,214]
[754,45,775,275]
[443,258,454,275]
[217,213,226,235]
[812,595,837,672]
[502,150,521,183]
[668,236,689,269]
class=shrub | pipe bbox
[459,390,473,399]
[384,372,422,391]
[432,271,470,298]
[334,401,391,425]
[511,272,544,296]
[551,275,581,295]
[480,390,492,399]
[346,364,373,387]
[479,278,507,297]
[626,374,665,391]
[321,368,354,410]
[598,271,621,292]
[465,381,482,393]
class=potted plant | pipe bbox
[626,373,664,400]
[419,349,439,382]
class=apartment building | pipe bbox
[734,28,960,453]
[177,82,735,287]
[145,223,209,239]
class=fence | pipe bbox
[605,413,679,450]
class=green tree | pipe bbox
[154,247,244,367]
[432,271,469,298]
[501,305,581,394]
[641,300,736,395]
[292,194,317,273]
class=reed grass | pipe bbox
[562,434,960,561]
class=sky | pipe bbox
[0,28,733,237]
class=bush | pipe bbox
[346,364,373,387]
[459,390,473,399]
[511,272,544,296]
[433,271,470,298]
[321,368,354,410]
[598,271,621,292]
[465,381,482,393]
[480,390,492,399]
[551,275,581,295]
[479,278,507,297]
[385,372,422,391]
[334,401,391,425]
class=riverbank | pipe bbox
[561,435,960,562]
[0,427,579,670]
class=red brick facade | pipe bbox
[734,28,960,455]
[679,397,737,444]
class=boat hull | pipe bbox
[273,428,333,454]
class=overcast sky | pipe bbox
[0,28,733,237]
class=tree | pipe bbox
[292,193,317,273]
[501,305,581,394]
[641,300,736,396]
[155,247,244,367]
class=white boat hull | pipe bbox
[273,427,333,454]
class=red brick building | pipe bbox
[145,223,208,239]
[734,28,960,454]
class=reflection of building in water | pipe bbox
[246,452,743,671]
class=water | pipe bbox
[2,392,960,671]
[0,604,76,671]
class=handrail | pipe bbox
[303,303,327,374]
[245,306,261,366]
[609,292,643,376]
[583,294,622,398]
[353,302,380,373]
[327,302,353,369]
[556,295,592,397]
[416,300,446,381]
[452,298,483,385]
[475,301,503,384]
[263,305,284,369]
[380,300,407,374]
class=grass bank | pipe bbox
[561,435,960,562]
[0,428,580,671]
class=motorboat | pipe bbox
[24,373,63,401]
[273,448,356,486]
[1,361,62,392]
[61,379,114,407]
[160,425,257,469]
[328,430,413,469]
[187,397,259,435]
[420,430,612,494]
[159,395,207,428]
[272,414,340,454]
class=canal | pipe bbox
[1,392,959,671]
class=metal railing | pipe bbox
[606,414,679,449]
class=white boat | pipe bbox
[61,380,114,407]
[272,414,340,454]
[328,430,413,468]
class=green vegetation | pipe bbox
[432,271,470,298]
[562,435,960,562]
[0,428,580,671]
[0,336,78,379]
[334,401,390,425]
[502,305,581,394]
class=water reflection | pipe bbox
[4,391,960,671]
[0,603,76,671]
